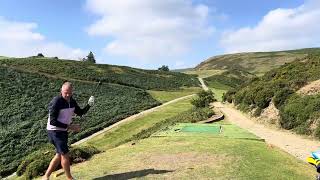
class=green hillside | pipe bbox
[223,53,320,138]
[0,57,200,177]
[195,48,320,76]
[204,69,256,90]
[0,57,200,90]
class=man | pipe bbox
[43,82,95,180]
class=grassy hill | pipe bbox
[223,52,320,138]
[0,57,200,90]
[180,48,320,102]
[204,69,256,90]
[194,48,320,76]
[0,57,200,177]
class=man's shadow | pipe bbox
[93,168,174,180]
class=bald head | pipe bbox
[61,82,73,101]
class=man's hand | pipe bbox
[88,96,95,106]
[68,124,81,132]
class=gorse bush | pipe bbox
[279,94,320,134]
[16,144,54,176]
[191,90,216,108]
[16,145,100,179]
[0,58,199,90]
[273,88,294,109]
[222,88,236,103]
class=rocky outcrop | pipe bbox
[297,79,320,95]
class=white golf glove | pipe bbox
[88,96,95,106]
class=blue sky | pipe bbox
[1,0,319,69]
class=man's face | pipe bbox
[61,86,73,101]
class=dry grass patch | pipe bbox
[141,152,232,170]
[110,66,124,74]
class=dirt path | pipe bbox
[198,77,209,91]
[73,94,195,146]
[214,102,320,161]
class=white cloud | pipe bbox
[0,17,87,59]
[85,0,214,61]
[220,0,320,53]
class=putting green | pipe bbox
[181,125,221,134]
[153,123,262,141]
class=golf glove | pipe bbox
[88,96,95,106]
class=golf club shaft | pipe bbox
[92,81,102,96]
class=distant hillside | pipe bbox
[223,52,320,139]
[203,68,256,90]
[195,48,320,76]
[0,57,200,90]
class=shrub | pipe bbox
[16,144,54,176]
[222,89,236,103]
[37,53,44,57]
[191,90,216,108]
[254,88,274,109]
[24,158,52,179]
[70,146,100,163]
[279,94,320,133]
[158,65,169,71]
[273,88,294,109]
[17,145,100,179]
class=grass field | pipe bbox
[147,87,201,103]
[183,69,225,78]
[211,88,227,102]
[205,81,229,102]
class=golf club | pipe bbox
[92,81,102,96]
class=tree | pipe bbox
[37,53,44,57]
[158,65,169,71]
[86,51,96,63]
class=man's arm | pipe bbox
[74,101,90,116]
[49,97,68,128]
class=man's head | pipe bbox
[61,82,73,101]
